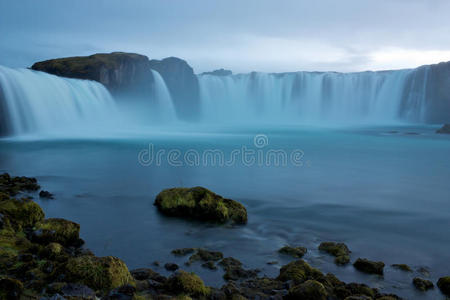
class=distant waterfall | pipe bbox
[150,70,177,121]
[198,68,433,125]
[0,66,116,136]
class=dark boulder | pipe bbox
[164,262,179,271]
[437,276,450,296]
[353,258,384,275]
[278,245,307,258]
[149,57,200,120]
[412,277,434,291]
[39,190,54,199]
[318,242,351,265]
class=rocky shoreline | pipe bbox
[1,173,450,299]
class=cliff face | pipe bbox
[149,57,200,120]
[31,52,154,98]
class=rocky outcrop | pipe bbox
[201,68,232,76]
[31,52,154,98]
[149,57,200,120]
[154,186,248,224]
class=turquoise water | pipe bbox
[1,125,449,299]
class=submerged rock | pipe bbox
[353,258,385,275]
[154,187,247,224]
[318,242,350,265]
[277,259,323,284]
[436,124,450,134]
[437,276,450,296]
[171,247,196,256]
[188,248,224,263]
[164,262,179,271]
[392,263,412,272]
[278,245,307,258]
[39,190,54,199]
[65,255,134,291]
[164,270,210,297]
[412,277,434,291]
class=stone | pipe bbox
[353,258,384,275]
[278,246,307,258]
[412,277,434,291]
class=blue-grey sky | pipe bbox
[1,0,450,73]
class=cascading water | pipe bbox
[198,68,432,125]
[0,65,117,137]
[150,70,177,122]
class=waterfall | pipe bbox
[0,65,116,137]
[150,70,177,121]
[198,68,433,125]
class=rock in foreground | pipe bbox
[438,276,450,296]
[154,186,247,224]
[436,124,450,134]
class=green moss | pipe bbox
[278,246,307,258]
[334,255,350,265]
[33,218,80,246]
[154,187,247,224]
[65,255,134,291]
[40,242,63,259]
[287,280,327,300]
[0,197,44,230]
[277,259,323,284]
[0,230,32,270]
[165,270,210,297]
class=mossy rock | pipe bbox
[277,259,323,284]
[437,276,450,296]
[0,197,44,230]
[412,277,434,291]
[32,218,81,246]
[286,280,327,300]
[40,242,64,259]
[165,270,210,297]
[188,249,224,264]
[278,246,307,258]
[0,230,33,270]
[353,258,384,275]
[392,263,412,272]
[318,242,351,265]
[154,187,247,224]
[0,173,40,196]
[65,255,134,291]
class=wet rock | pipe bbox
[392,263,412,272]
[353,258,385,275]
[154,187,247,224]
[0,277,24,300]
[277,259,323,284]
[437,276,450,296]
[164,263,179,271]
[219,257,242,269]
[436,124,450,134]
[412,277,434,291]
[164,270,210,297]
[417,266,430,277]
[266,261,278,265]
[188,248,224,264]
[278,246,307,258]
[39,190,54,199]
[201,261,217,270]
[335,282,376,299]
[238,277,286,299]
[223,266,259,281]
[65,255,134,291]
[32,218,82,247]
[130,268,166,282]
[286,280,327,300]
[105,284,136,300]
[318,242,350,265]
[0,173,40,196]
[171,248,195,256]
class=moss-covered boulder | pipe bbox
[165,270,210,297]
[412,277,434,291]
[154,187,247,224]
[278,246,307,258]
[353,258,384,275]
[0,197,44,231]
[318,242,350,265]
[437,276,450,296]
[32,218,81,246]
[286,280,327,300]
[65,255,134,291]
[277,259,323,284]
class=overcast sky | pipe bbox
[1,0,450,73]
